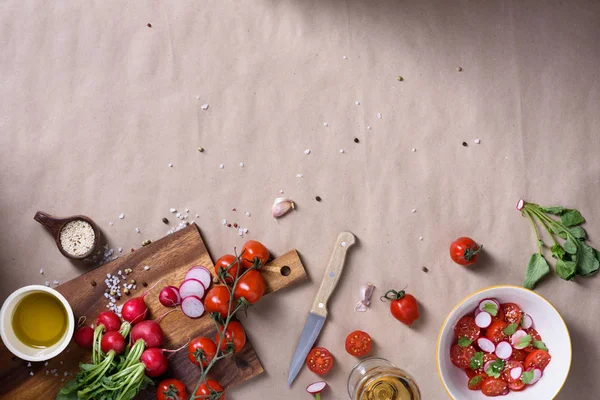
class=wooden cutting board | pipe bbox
[0,224,307,398]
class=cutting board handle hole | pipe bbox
[280,266,291,276]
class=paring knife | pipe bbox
[287,231,356,386]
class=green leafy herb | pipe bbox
[519,200,600,288]
[521,370,534,384]
[458,337,473,347]
[540,206,564,215]
[517,334,532,348]
[533,340,548,351]
[485,359,505,379]
[482,302,498,316]
[561,209,585,227]
[469,352,484,370]
[468,375,484,389]
[503,323,518,336]
[524,253,550,289]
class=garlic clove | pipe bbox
[355,282,375,312]
[272,198,295,218]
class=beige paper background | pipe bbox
[2,0,600,398]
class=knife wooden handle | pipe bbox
[310,232,356,317]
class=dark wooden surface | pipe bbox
[0,224,307,398]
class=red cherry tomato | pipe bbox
[512,349,527,361]
[485,321,509,344]
[306,347,334,375]
[502,360,524,383]
[216,254,240,284]
[204,286,230,318]
[233,270,266,304]
[524,328,542,353]
[215,321,247,354]
[449,344,475,370]
[491,307,505,322]
[524,349,552,371]
[195,380,225,400]
[501,303,523,324]
[467,372,486,390]
[381,289,420,326]
[508,380,526,391]
[449,237,482,265]
[157,379,187,400]
[454,316,480,341]
[481,378,508,397]
[240,240,270,269]
[188,337,217,367]
[345,330,372,357]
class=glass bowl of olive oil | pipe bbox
[0,285,74,361]
[348,357,421,400]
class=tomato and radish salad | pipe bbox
[449,299,551,397]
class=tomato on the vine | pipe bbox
[188,337,217,367]
[306,347,334,375]
[381,289,420,326]
[157,379,187,400]
[216,254,240,284]
[240,240,270,269]
[450,237,482,266]
[345,330,372,357]
[233,270,266,304]
[215,321,247,354]
[195,380,225,400]
[204,286,230,318]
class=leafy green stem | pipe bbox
[524,209,543,253]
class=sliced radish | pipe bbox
[179,278,205,300]
[185,266,212,290]
[306,381,327,395]
[181,295,205,318]
[516,199,525,211]
[159,286,181,307]
[528,368,543,385]
[511,330,528,349]
[475,311,492,328]
[474,307,482,317]
[477,337,496,353]
[495,341,513,359]
[483,360,495,372]
[510,367,523,380]
[478,299,499,315]
[521,313,533,329]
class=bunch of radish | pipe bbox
[159,265,213,319]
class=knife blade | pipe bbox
[287,231,356,386]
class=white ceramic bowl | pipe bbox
[437,285,571,399]
[0,285,74,361]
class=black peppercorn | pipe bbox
[162,217,169,224]
[354,138,359,143]
[315,196,322,202]
[462,142,468,147]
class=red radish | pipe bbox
[511,330,528,349]
[495,341,513,359]
[475,311,492,328]
[517,199,525,211]
[181,295,205,318]
[131,320,165,348]
[474,307,482,317]
[477,337,496,353]
[306,381,327,395]
[74,326,94,348]
[140,347,169,378]
[179,278,205,299]
[185,266,212,290]
[510,367,523,380]
[159,286,181,307]
[483,360,495,372]
[521,313,533,329]
[96,311,122,332]
[478,299,499,314]
[101,331,126,355]
[528,368,543,385]
[121,280,162,325]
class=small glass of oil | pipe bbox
[348,357,421,400]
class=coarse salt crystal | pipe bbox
[107,273,111,278]
[27,362,31,367]
[377,113,382,119]
[411,148,416,152]
[168,162,173,168]
[54,373,58,377]
[419,236,423,241]
[243,228,249,233]
[304,149,311,155]
[201,104,209,110]
[118,248,122,253]
[29,372,33,376]
[222,219,227,225]
[474,138,481,144]
[411,209,417,213]
[343,56,348,59]
[339,149,344,153]
[245,211,251,217]
[355,100,360,105]
[170,208,177,213]
[296,173,303,178]
[39,268,44,274]
[239,162,244,167]
[280,189,284,194]
[196,214,199,218]
[185,208,189,212]
[109,221,113,226]
[60,361,63,364]
[367,125,371,130]
[118,213,124,219]
[196,95,200,100]
[219,164,224,169]
[176,213,181,218]
[45,370,49,375]
[144,266,150,271]
[53,280,59,285]
[323,122,328,127]
[44,362,48,366]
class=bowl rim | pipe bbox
[436,284,572,400]
[0,285,75,361]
